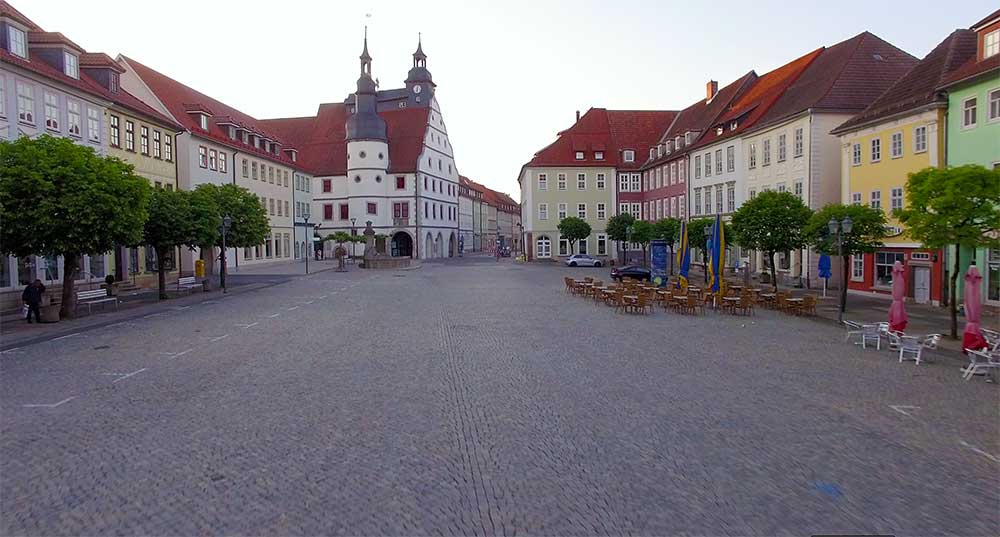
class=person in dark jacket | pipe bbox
[22,279,45,323]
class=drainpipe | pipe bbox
[232,150,239,271]
[415,172,421,259]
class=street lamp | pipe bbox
[704,225,713,283]
[303,214,310,274]
[625,225,634,265]
[350,217,357,261]
[828,216,854,322]
[517,222,524,258]
[220,215,232,294]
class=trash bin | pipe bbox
[195,259,205,278]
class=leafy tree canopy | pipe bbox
[630,220,654,246]
[557,216,592,245]
[605,213,635,243]
[806,203,886,256]
[731,191,812,254]
[895,165,1000,250]
[190,183,269,249]
[652,218,681,245]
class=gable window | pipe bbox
[623,150,635,162]
[778,134,787,162]
[140,126,150,155]
[890,187,903,211]
[890,132,903,158]
[596,173,606,190]
[577,173,586,190]
[8,26,26,58]
[870,138,881,162]
[762,139,771,166]
[913,126,927,153]
[87,108,100,142]
[695,155,702,178]
[208,149,217,170]
[595,151,604,160]
[64,52,79,79]
[963,97,977,128]
[985,29,999,59]
[15,81,33,124]
[557,173,566,190]
[44,92,59,130]
[124,120,134,150]
[110,115,120,147]
[538,173,547,191]
[989,88,1000,122]
[793,128,803,157]
[153,130,162,158]
[748,143,757,169]
[198,146,208,168]
[575,151,584,160]
[715,149,722,174]
[726,145,735,172]
[367,202,377,215]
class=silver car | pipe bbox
[564,254,603,267]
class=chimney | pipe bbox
[706,80,718,103]
[576,110,581,122]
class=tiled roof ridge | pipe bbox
[937,28,972,87]
[0,1,40,30]
[809,33,868,112]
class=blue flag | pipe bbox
[677,221,690,289]
[707,215,726,294]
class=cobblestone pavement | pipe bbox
[1,258,997,536]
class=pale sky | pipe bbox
[24,0,996,197]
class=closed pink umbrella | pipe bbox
[889,261,908,332]
[962,264,988,353]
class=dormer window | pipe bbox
[199,115,208,130]
[7,26,26,58]
[684,132,691,145]
[675,136,682,148]
[241,131,249,144]
[716,126,724,135]
[109,73,119,94]
[649,148,656,160]
[63,52,79,79]
[595,151,604,160]
[623,150,635,163]
[730,121,738,131]
[575,151,584,160]
[985,30,999,59]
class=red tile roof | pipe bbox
[461,176,519,213]
[525,108,676,169]
[121,55,300,167]
[259,103,431,177]
[459,175,485,193]
[687,48,823,151]
[971,9,1000,30]
[938,49,1000,89]
[833,29,977,133]
[27,31,84,52]
[80,52,124,73]
[0,0,40,30]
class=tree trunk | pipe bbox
[841,252,850,318]
[219,246,227,291]
[59,252,79,319]
[201,245,215,290]
[769,251,778,292]
[669,246,674,275]
[950,242,960,339]
[156,245,168,300]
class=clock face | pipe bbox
[413,85,422,94]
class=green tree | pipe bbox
[731,191,813,291]
[630,220,654,265]
[0,135,150,318]
[653,218,681,274]
[895,165,1000,337]
[557,216,592,255]
[606,213,635,264]
[143,188,214,299]
[805,204,887,320]
[190,183,269,290]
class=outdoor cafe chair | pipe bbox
[564,277,575,293]
[844,320,864,343]
[982,328,1000,352]
[898,335,925,365]
[800,295,817,316]
[739,294,755,316]
[962,348,999,380]
[886,330,905,351]
[861,324,881,350]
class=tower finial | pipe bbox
[413,32,426,66]
[360,26,372,75]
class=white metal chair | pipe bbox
[844,320,863,343]
[861,324,881,350]
[886,330,904,351]
[922,334,942,351]
[962,349,1000,380]
[898,336,924,364]
[982,328,1000,352]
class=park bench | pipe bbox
[75,289,119,315]
[176,276,202,294]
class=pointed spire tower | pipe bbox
[405,33,435,104]
[347,26,387,141]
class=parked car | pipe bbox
[565,254,603,267]
[610,265,651,281]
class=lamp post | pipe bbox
[828,216,854,323]
[517,222,524,258]
[220,215,232,294]
[625,225,633,265]
[704,224,713,283]
[303,214,310,274]
[350,217,357,261]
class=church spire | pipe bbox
[360,26,372,76]
[413,32,426,66]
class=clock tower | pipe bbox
[404,34,434,107]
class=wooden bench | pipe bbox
[176,276,202,294]
[76,289,119,315]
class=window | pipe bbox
[44,92,59,130]
[989,89,1000,122]
[963,97,977,128]
[727,183,735,213]
[875,252,905,287]
[220,153,227,173]
[164,135,172,161]
[631,174,640,192]
[778,134,787,162]
[578,237,588,255]
[124,119,134,150]
[269,167,274,184]
[748,143,757,169]
[596,173,606,190]
[891,132,903,158]
[715,149,722,174]
[153,130,162,158]
[242,159,249,178]
[679,195,685,218]
[64,52,79,78]
[618,173,629,192]
[396,176,405,189]
[200,115,208,130]
[283,170,288,186]
[623,150,635,162]
[575,151,584,160]
[367,202,377,215]
[577,203,586,219]
[870,138,881,162]
[536,236,551,258]
[538,173,547,191]
[794,180,803,200]
[208,148,217,170]
[87,108,100,142]
[851,192,862,205]
[852,143,861,165]
[704,153,712,176]
[631,203,640,218]
[694,189,702,215]
[16,81,33,124]
[793,128,803,157]
[748,189,756,200]
[109,115,120,146]
[198,146,208,168]
[985,29,999,59]
[340,204,349,220]
[870,190,881,210]
[322,179,332,193]
[558,237,569,256]
[595,151,604,160]
[679,163,685,183]
[671,162,679,185]
[538,203,548,220]
[557,203,567,219]
[596,202,606,220]
[695,155,702,178]
[619,203,629,215]
[597,234,607,256]
[577,173,586,190]
[393,202,409,218]
[891,187,903,211]
[277,200,283,216]
[851,255,864,281]
[252,162,259,180]
[269,199,275,215]
[704,188,712,215]
[762,139,771,166]
[913,126,927,153]
[8,25,26,57]
[726,145,735,172]
[557,173,566,190]
[715,186,723,214]
[141,126,150,155]
[0,76,5,118]
[777,183,787,193]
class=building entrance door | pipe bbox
[914,266,931,304]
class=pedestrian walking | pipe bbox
[21,279,45,324]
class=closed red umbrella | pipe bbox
[962,264,988,353]
[888,261,908,332]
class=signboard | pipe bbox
[651,239,668,287]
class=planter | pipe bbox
[40,304,61,323]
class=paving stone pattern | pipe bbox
[1,258,997,536]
